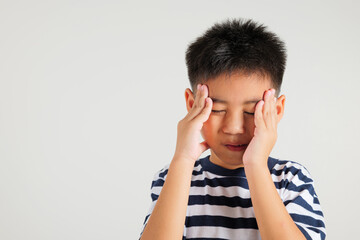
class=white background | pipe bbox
[1,0,359,239]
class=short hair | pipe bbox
[185,18,287,96]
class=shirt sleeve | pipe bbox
[274,161,326,240]
[139,164,169,239]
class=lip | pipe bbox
[225,144,248,151]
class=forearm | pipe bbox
[140,156,194,240]
[245,162,306,240]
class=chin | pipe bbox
[212,149,245,164]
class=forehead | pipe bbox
[205,72,272,105]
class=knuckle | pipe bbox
[177,119,185,128]
[194,102,203,109]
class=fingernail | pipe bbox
[267,90,272,97]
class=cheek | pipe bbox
[245,118,256,135]
[201,117,218,139]
[202,116,218,130]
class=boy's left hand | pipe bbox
[242,89,278,167]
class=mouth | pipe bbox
[225,144,248,151]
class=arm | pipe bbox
[245,162,305,240]
[140,157,194,240]
[243,89,305,240]
[140,84,213,240]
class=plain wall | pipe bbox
[1,0,359,239]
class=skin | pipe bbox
[141,71,305,240]
[186,71,284,169]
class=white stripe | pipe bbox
[273,161,313,180]
[272,170,312,188]
[185,226,261,240]
[286,202,325,223]
[187,204,256,218]
[143,158,325,239]
[283,189,324,212]
[151,185,251,198]
[189,185,251,198]
[193,163,202,172]
[191,171,230,181]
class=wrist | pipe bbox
[243,158,268,173]
[171,155,197,168]
[172,153,198,164]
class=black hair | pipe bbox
[185,18,287,96]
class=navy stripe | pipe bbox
[274,180,317,195]
[152,193,253,208]
[158,169,168,179]
[188,194,252,208]
[271,165,313,183]
[143,214,150,225]
[153,176,315,194]
[314,196,320,204]
[151,178,165,188]
[194,160,201,167]
[153,176,316,194]
[192,169,203,176]
[284,196,324,217]
[141,155,326,239]
[191,177,249,189]
[186,215,258,229]
[290,213,326,228]
[151,193,159,201]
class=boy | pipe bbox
[139,19,325,240]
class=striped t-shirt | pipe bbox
[140,155,326,240]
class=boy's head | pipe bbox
[185,18,287,97]
[184,18,287,168]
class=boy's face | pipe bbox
[185,71,285,169]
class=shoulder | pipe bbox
[269,157,321,204]
[148,159,201,202]
[153,158,202,181]
[269,156,314,184]
[150,158,202,188]
[269,158,326,238]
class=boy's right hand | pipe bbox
[173,84,213,163]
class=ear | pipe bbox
[275,94,286,123]
[185,88,196,112]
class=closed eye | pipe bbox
[211,110,255,116]
[211,110,225,113]
[245,112,255,116]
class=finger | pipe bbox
[195,96,213,123]
[271,89,277,129]
[187,84,209,120]
[186,83,203,120]
[199,140,210,155]
[254,99,265,129]
[263,89,273,129]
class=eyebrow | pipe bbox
[210,97,261,105]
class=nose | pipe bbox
[221,113,246,135]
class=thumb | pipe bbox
[199,141,210,154]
